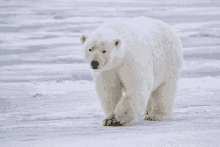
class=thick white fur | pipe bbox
[80,16,183,126]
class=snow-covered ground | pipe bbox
[1,0,220,146]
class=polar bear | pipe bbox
[80,16,183,126]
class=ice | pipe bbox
[31,80,94,96]
[166,7,220,16]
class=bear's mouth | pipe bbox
[91,60,99,69]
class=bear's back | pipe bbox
[90,16,172,52]
[94,16,169,37]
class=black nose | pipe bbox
[91,60,99,69]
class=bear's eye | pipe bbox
[89,49,92,51]
[115,41,118,46]
[102,50,106,53]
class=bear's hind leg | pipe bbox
[144,77,178,121]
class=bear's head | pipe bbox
[80,34,122,72]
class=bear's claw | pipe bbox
[104,114,124,126]
[144,116,156,121]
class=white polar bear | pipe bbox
[80,16,183,126]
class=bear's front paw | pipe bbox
[144,109,156,121]
[144,116,156,121]
[144,111,171,121]
[102,114,124,126]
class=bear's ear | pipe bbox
[80,35,87,45]
[114,39,121,48]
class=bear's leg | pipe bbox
[111,89,150,125]
[144,92,154,116]
[103,65,153,126]
[93,70,123,126]
[145,77,178,121]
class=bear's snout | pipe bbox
[91,60,99,69]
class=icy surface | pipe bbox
[1,0,220,146]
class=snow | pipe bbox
[1,0,220,146]
[1,78,220,146]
